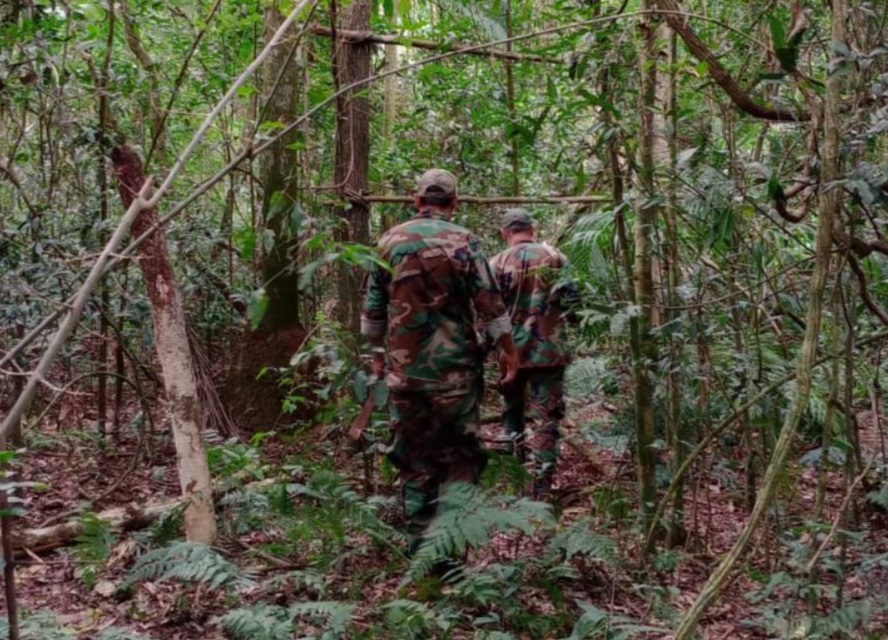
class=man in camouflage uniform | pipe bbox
[361,169,519,552]
[490,208,579,498]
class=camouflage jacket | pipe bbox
[490,241,578,368]
[361,210,512,392]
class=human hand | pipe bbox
[498,341,519,387]
[372,352,384,378]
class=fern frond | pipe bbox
[547,519,620,566]
[565,601,664,640]
[289,600,355,636]
[812,599,875,637]
[94,628,150,640]
[263,568,329,596]
[0,611,76,640]
[565,357,609,397]
[215,603,293,640]
[123,541,250,590]
[383,599,460,638]
[405,483,553,584]
[75,513,114,564]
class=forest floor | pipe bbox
[4,393,888,639]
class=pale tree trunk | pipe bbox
[504,0,520,195]
[333,0,372,332]
[662,26,687,547]
[110,146,216,545]
[381,4,400,230]
[672,0,845,635]
[258,5,302,331]
[634,0,660,532]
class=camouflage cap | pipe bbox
[417,169,458,198]
[501,208,534,230]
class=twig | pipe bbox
[310,25,561,63]
[805,453,877,574]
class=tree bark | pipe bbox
[333,0,372,332]
[634,0,660,533]
[110,145,216,546]
[258,5,303,331]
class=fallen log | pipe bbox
[15,501,179,554]
[15,478,277,554]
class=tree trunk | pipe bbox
[333,0,372,332]
[259,5,303,331]
[110,145,216,546]
[381,4,400,231]
[662,26,687,547]
[634,0,660,532]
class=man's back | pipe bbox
[491,241,572,368]
[363,213,506,391]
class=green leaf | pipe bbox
[234,228,256,261]
[768,16,786,49]
[249,288,269,330]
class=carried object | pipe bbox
[345,396,375,447]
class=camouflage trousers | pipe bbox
[501,366,565,496]
[386,382,487,553]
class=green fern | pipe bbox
[564,601,663,639]
[0,611,76,640]
[405,483,553,584]
[546,519,620,566]
[289,600,355,638]
[282,471,404,560]
[75,513,113,588]
[123,541,250,590]
[263,568,329,597]
[866,484,888,511]
[215,603,294,640]
[565,357,609,397]
[812,599,876,637]
[94,628,150,640]
[220,485,272,535]
[383,599,459,638]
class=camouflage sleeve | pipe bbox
[467,236,511,341]
[552,250,582,315]
[360,266,389,339]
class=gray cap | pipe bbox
[501,208,534,230]
[417,169,458,198]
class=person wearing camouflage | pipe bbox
[490,208,579,498]
[361,169,519,553]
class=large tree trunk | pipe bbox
[333,0,372,332]
[259,5,302,331]
[110,145,216,545]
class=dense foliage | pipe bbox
[3,0,888,638]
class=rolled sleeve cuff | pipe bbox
[360,316,387,338]
[484,314,512,343]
